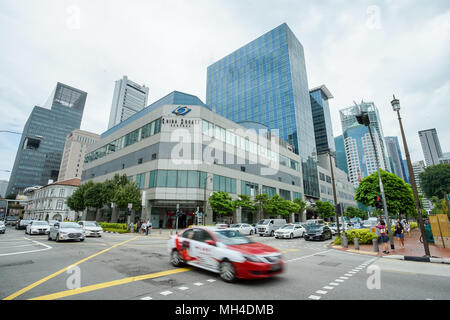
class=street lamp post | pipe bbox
[391,95,431,256]
[203,173,213,226]
[327,150,341,236]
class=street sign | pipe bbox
[128,203,133,209]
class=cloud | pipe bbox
[0,0,448,182]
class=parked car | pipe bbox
[48,220,59,227]
[215,223,229,228]
[168,227,284,282]
[274,224,306,239]
[26,220,50,235]
[78,221,103,237]
[305,219,325,225]
[256,219,287,237]
[304,224,333,241]
[0,221,5,234]
[16,219,31,230]
[5,216,19,226]
[228,223,254,235]
[48,222,85,242]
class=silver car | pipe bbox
[48,222,85,242]
[26,220,50,235]
[78,221,103,237]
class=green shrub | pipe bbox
[99,223,128,230]
[334,229,378,245]
[102,228,129,234]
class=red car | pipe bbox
[168,227,284,282]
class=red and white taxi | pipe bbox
[168,227,284,282]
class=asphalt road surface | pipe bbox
[1,226,449,301]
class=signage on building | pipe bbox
[172,106,192,116]
[162,117,200,129]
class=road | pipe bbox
[1,226,449,301]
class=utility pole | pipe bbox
[328,150,341,236]
[355,107,395,250]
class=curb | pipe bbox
[382,255,450,264]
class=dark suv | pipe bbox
[304,224,333,241]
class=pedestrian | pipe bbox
[404,220,410,237]
[146,219,152,235]
[376,219,390,254]
[395,220,405,248]
[136,220,141,234]
[141,221,147,234]
[130,221,134,233]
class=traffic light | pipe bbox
[334,203,343,215]
[373,196,383,210]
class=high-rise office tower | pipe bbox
[206,23,319,199]
[342,124,386,188]
[6,83,86,195]
[0,180,8,198]
[310,85,335,155]
[57,129,100,181]
[107,76,149,130]
[402,159,410,184]
[334,135,349,175]
[340,102,391,173]
[418,128,443,166]
[385,136,406,181]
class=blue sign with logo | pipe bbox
[172,106,191,116]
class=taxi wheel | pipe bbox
[56,234,60,242]
[170,250,184,267]
[290,233,294,239]
[270,231,274,237]
[219,261,236,283]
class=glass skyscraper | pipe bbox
[6,83,86,195]
[385,136,406,181]
[310,85,335,155]
[334,135,348,175]
[206,23,319,198]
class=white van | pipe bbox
[256,219,287,237]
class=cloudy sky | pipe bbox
[0,0,449,182]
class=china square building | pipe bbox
[82,92,305,228]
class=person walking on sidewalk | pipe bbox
[395,220,405,248]
[136,220,142,234]
[376,220,390,254]
[145,219,152,235]
[404,220,410,237]
[141,221,147,234]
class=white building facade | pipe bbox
[58,130,100,181]
[24,179,80,221]
[83,92,306,227]
[107,76,149,130]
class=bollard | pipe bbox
[354,238,359,250]
[341,235,348,248]
[372,238,379,252]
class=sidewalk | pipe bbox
[330,229,450,262]
[119,228,176,238]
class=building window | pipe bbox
[279,189,291,201]
[136,173,146,190]
[152,153,157,160]
[138,158,143,164]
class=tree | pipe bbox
[112,182,142,212]
[314,200,335,221]
[264,195,299,218]
[253,193,270,222]
[67,181,93,219]
[355,169,415,218]
[293,198,307,220]
[419,164,450,199]
[345,207,367,220]
[209,192,234,217]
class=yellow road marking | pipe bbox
[29,268,192,300]
[3,236,138,300]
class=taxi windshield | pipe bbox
[281,225,294,229]
[214,230,253,245]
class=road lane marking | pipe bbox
[339,276,349,279]
[323,286,334,290]
[178,287,189,291]
[3,236,138,300]
[28,268,191,300]
[335,279,345,282]
[308,295,321,300]
[316,290,327,295]
[330,282,339,286]
[160,291,173,296]
[194,282,204,286]
[141,296,152,300]
[285,250,331,263]
[206,279,216,283]
[0,239,52,257]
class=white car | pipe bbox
[227,223,254,235]
[26,220,50,235]
[78,221,103,237]
[274,224,305,239]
